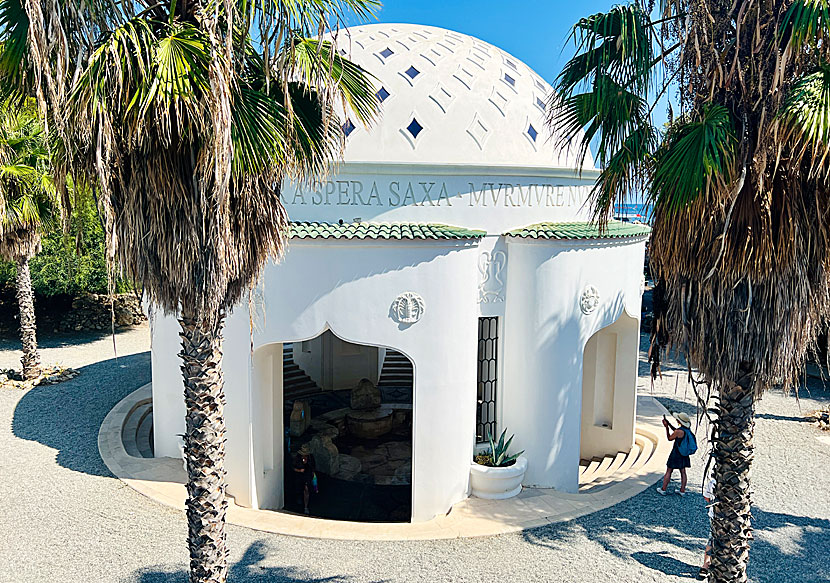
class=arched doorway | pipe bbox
[281,330,414,522]
[579,311,639,463]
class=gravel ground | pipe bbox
[1,324,829,583]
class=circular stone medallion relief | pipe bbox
[580,285,600,315]
[392,292,425,324]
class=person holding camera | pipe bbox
[656,411,696,496]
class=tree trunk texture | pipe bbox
[709,366,756,583]
[178,310,229,583]
[15,257,40,380]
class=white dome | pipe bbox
[335,23,595,170]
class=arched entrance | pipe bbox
[280,330,414,522]
[579,311,639,462]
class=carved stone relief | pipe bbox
[580,285,600,315]
[478,250,506,303]
[392,292,425,324]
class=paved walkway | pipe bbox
[1,325,829,582]
[100,384,671,540]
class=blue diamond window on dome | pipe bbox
[536,96,546,110]
[342,119,356,137]
[380,47,394,58]
[405,65,420,79]
[504,73,515,86]
[527,124,538,142]
[406,118,423,138]
[377,87,390,102]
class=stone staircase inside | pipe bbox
[283,343,322,405]
[578,428,660,493]
[377,349,413,403]
[377,349,413,388]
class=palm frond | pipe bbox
[780,0,830,51]
[651,104,738,211]
[0,0,31,102]
[289,37,379,126]
[589,123,658,223]
[779,63,830,174]
[238,0,379,38]
[0,101,58,256]
[551,73,650,168]
[551,3,656,185]
[558,3,654,94]
[144,23,211,110]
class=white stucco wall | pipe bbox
[251,343,283,510]
[501,236,646,492]
[251,239,480,521]
[149,307,185,459]
[152,237,481,521]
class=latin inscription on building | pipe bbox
[284,180,583,208]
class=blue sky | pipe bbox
[357,0,614,87]
[346,0,671,134]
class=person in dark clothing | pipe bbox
[656,412,692,496]
[293,444,316,514]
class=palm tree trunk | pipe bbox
[709,365,755,583]
[15,256,40,380]
[178,309,229,583]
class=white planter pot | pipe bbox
[469,456,528,499]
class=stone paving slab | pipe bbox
[100,384,672,541]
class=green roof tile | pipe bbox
[504,220,651,240]
[290,222,486,240]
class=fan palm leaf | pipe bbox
[779,63,830,174]
[651,104,738,211]
[588,122,658,222]
[780,0,830,52]
[551,3,663,223]
[561,4,654,93]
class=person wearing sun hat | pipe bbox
[292,443,317,514]
[656,411,695,496]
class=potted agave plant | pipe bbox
[470,429,528,499]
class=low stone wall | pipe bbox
[59,293,146,332]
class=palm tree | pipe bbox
[0,1,379,581]
[552,3,830,582]
[0,103,56,380]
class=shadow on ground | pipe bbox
[631,550,698,578]
[132,541,383,583]
[12,351,151,477]
[520,487,830,582]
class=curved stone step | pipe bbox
[121,399,152,458]
[136,408,154,458]
[635,434,655,468]
[579,428,662,492]
[616,442,642,475]
[602,450,629,478]
[580,457,603,483]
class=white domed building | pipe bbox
[148,23,650,523]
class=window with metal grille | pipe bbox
[476,317,499,443]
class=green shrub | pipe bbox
[0,195,130,297]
